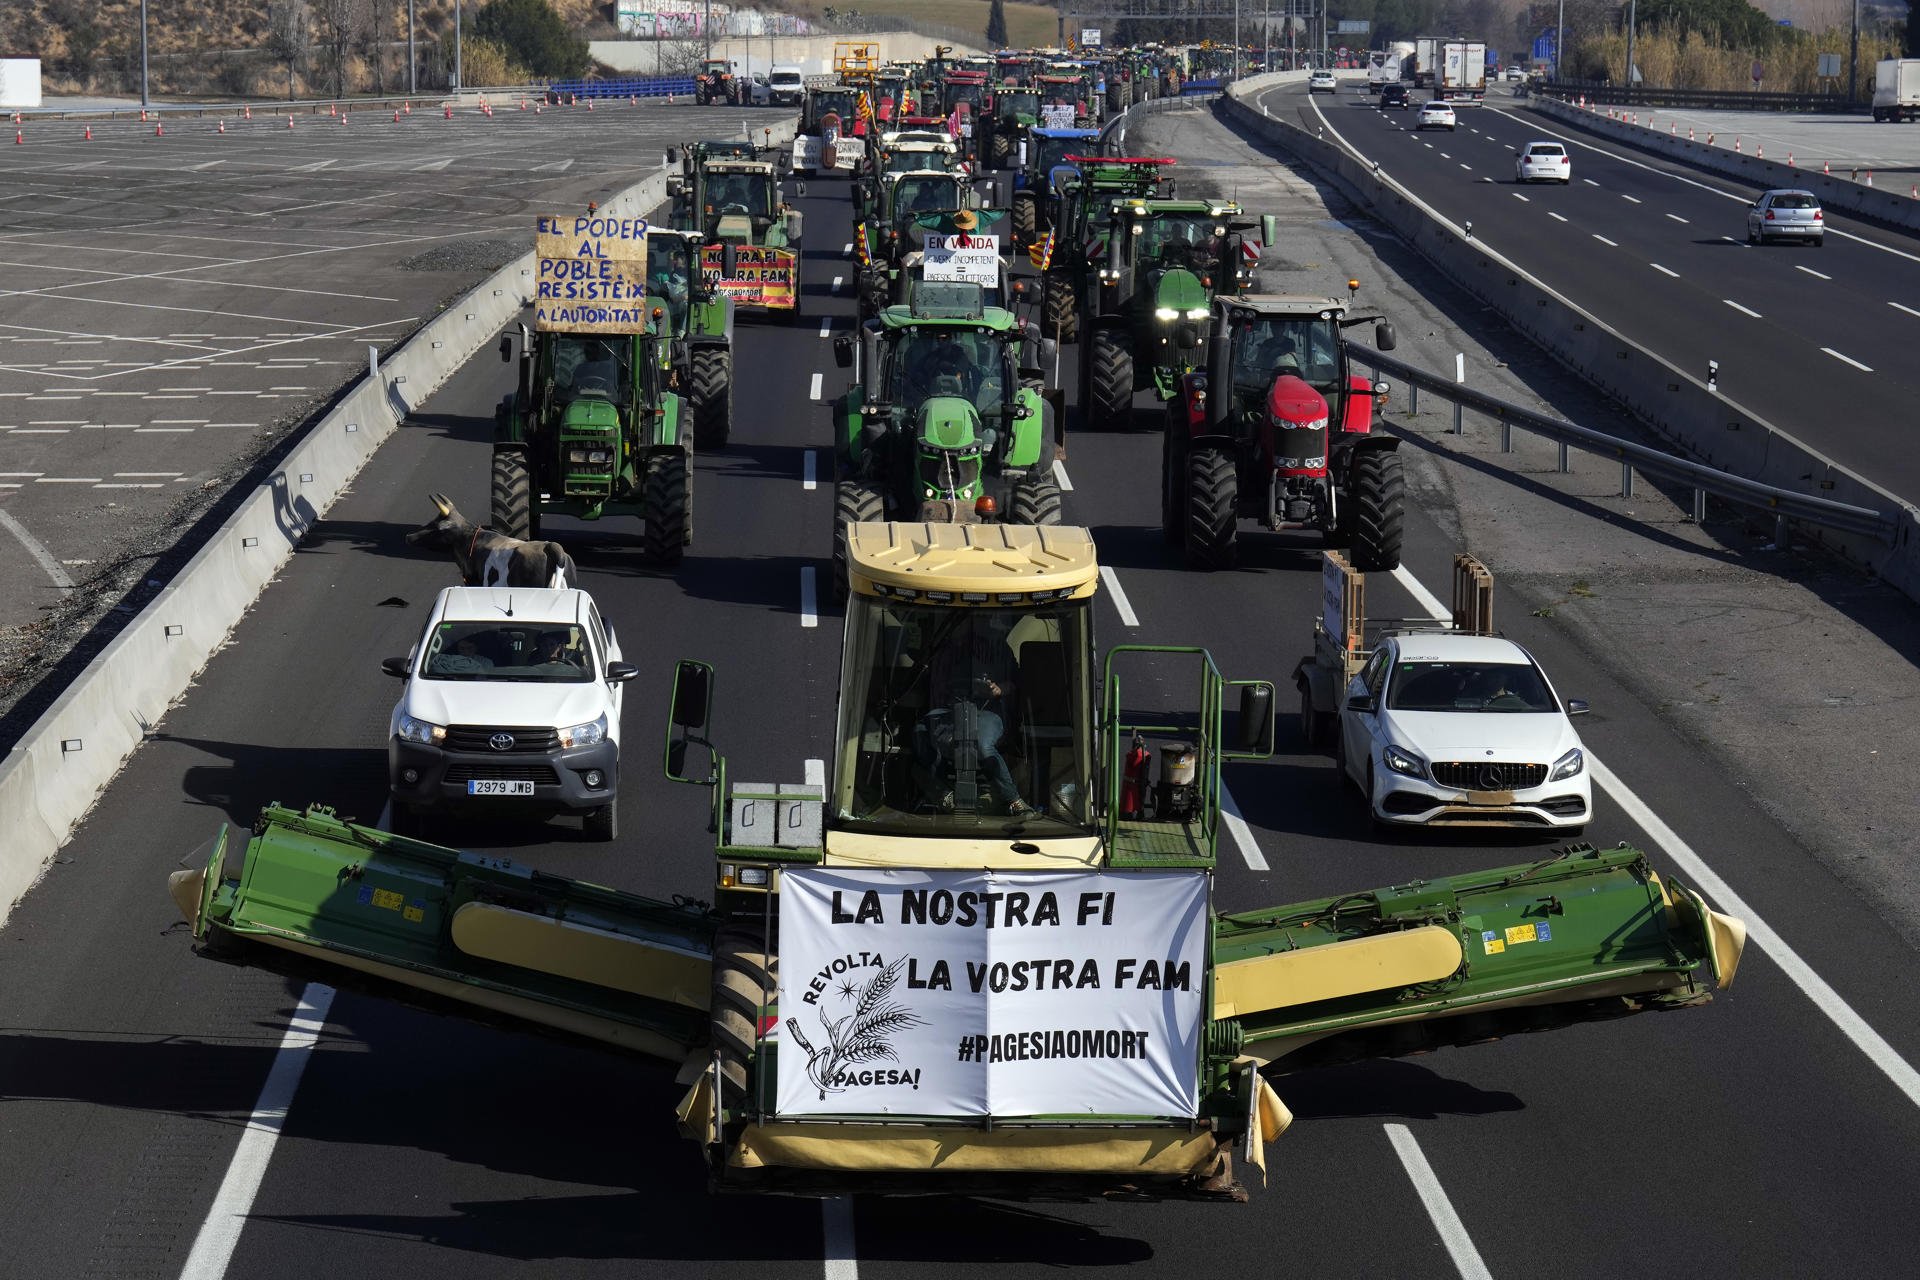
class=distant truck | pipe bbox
[1369,42,1414,94]
[1409,37,1442,89]
[1873,58,1920,123]
[1436,40,1488,104]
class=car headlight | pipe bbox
[558,713,609,749]
[1154,307,1179,320]
[1550,747,1584,782]
[397,715,445,745]
[1383,744,1428,779]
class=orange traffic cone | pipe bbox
[287,114,295,129]
[83,125,92,140]
[244,104,252,119]
[218,119,225,133]
[444,104,452,119]
[404,100,412,114]
[339,112,347,125]
[13,130,21,145]
[1824,160,1831,175]
[155,122,164,136]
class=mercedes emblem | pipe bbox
[1477,765,1502,791]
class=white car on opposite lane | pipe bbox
[1337,632,1592,831]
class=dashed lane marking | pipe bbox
[1723,299,1762,318]
[803,450,818,491]
[1386,1126,1493,1280]
[1098,567,1139,627]
[1651,263,1679,278]
[1822,347,1873,372]
[809,372,822,401]
[800,566,818,628]
[1796,265,1831,281]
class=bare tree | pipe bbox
[314,0,365,99]
[364,0,394,95]
[265,0,312,101]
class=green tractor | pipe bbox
[853,168,974,322]
[980,82,1043,170]
[827,284,1063,598]
[1075,199,1272,432]
[667,141,803,323]
[645,226,734,450]
[1033,154,1175,342]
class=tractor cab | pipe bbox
[545,333,635,409]
[888,172,966,238]
[643,228,698,334]
[702,162,780,243]
[834,524,1098,839]
[1214,294,1392,435]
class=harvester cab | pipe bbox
[827,291,1061,597]
[1162,290,1405,572]
[1075,200,1273,430]
[1009,125,1100,247]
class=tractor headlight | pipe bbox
[1154,306,1179,320]
[1549,747,1585,782]
[1300,455,1327,469]
[738,866,771,886]
[558,713,609,749]
[1383,744,1428,779]
[568,448,614,465]
[1185,307,1209,319]
[398,715,445,746]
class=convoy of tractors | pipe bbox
[166,43,1746,1206]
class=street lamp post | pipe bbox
[1235,0,1242,81]
[408,0,416,94]
[139,0,149,107]
[1625,0,1637,98]
[454,0,463,90]
[1848,0,1860,103]
[1555,0,1565,82]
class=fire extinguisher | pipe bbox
[1120,732,1151,818]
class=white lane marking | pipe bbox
[1651,263,1679,278]
[1621,194,1642,204]
[803,450,817,491]
[1666,213,1690,223]
[1052,459,1073,491]
[413,158,452,172]
[841,241,853,256]
[823,1196,858,1280]
[832,275,844,294]
[1098,566,1139,627]
[1394,561,1920,1112]
[1723,299,1762,318]
[800,566,818,627]
[1385,1125,1494,1280]
[1219,785,1269,872]
[1890,301,1920,318]
[818,317,832,339]
[1548,211,1568,222]
[0,507,76,589]
[1582,178,1600,186]
[1512,193,1530,202]
[1459,163,1472,171]
[805,758,826,788]
[178,984,338,1280]
[809,372,823,401]
[1593,234,1618,246]
[1796,265,1832,281]
[1439,153,1451,159]
[1822,347,1874,372]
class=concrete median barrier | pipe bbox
[1217,76,1919,597]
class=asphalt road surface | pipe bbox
[3,106,1920,1280]
[1258,78,1920,508]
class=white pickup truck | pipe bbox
[382,586,636,840]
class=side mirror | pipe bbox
[1260,213,1278,250]
[1566,698,1590,716]
[833,334,855,368]
[721,242,739,277]
[606,661,639,684]
[666,146,681,166]
[671,659,712,730]
[1235,682,1276,755]
[667,176,686,198]
[1345,693,1376,714]
[1374,321,1397,351]
[380,656,410,679]
[498,335,513,363]
[785,208,805,243]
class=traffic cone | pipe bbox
[394,109,401,122]
[140,108,148,122]
[13,130,21,145]
[588,101,594,111]
[244,104,252,119]
[339,112,347,125]
[520,98,528,110]
[83,125,91,140]
[155,122,164,136]
[329,103,337,117]
[404,100,412,114]
[1756,143,1763,158]
[1689,127,1695,140]
[445,104,452,119]
[1867,170,1874,187]
[1788,152,1794,167]
[1734,137,1741,153]
[287,113,295,129]
[217,119,225,133]
[1824,160,1830,175]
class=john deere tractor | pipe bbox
[168,528,1745,1200]
[980,83,1043,170]
[1032,154,1175,341]
[853,168,972,321]
[646,226,735,450]
[1162,291,1406,572]
[668,142,804,322]
[1074,200,1272,432]
[827,284,1062,598]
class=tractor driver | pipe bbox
[901,333,975,403]
[912,610,1034,817]
[558,337,622,400]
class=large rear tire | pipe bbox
[1012,194,1037,246]
[1348,448,1405,571]
[1008,472,1063,526]
[644,450,689,565]
[988,131,1011,169]
[690,348,732,450]
[1085,328,1134,431]
[832,479,886,601]
[490,448,536,540]
[1042,273,1078,343]
[1185,445,1238,571]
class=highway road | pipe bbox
[3,101,1920,1280]
[1255,79,1920,508]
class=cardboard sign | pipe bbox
[1040,104,1077,129]
[533,213,649,333]
[775,868,1208,1119]
[699,243,797,309]
[922,232,1001,284]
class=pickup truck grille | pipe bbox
[1431,761,1548,791]
[445,725,559,753]
[445,763,560,785]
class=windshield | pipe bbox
[705,170,775,220]
[893,175,961,225]
[1135,213,1225,267]
[1385,661,1557,713]
[815,91,856,117]
[421,622,593,683]
[886,147,949,173]
[834,598,1093,834]
[1035,135,1080,179]
[646,234,692,331]
[945,82,985,109]
[999,91,1040,116]
[1228,314,1341,397]
[882,325,1008,416]
[548,335,631,405]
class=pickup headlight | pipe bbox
[1383,744,1428,779]
[558,713,609,749]
[1549,747,1585,782]
[397,715,445,745]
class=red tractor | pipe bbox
[1162,292,1404,571]
[696,58,740,106]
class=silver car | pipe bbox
[1746,189,1824,247]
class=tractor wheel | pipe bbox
[1042,273,1078,343]
[832,479,886,601]
[582,801,617,842]
[1298,681,1332,752]
[1085,328,1134,431]
[1185,444,1238,571]
[644,451,689,565]
[490,448,536,540]
[710,926,777,1106]
[1012,195,1037,246]
[1348,449,1406,572]
[988,131,1011,169]
[1008,472,1063,526]
[690,348,732,450]
[1160,416,1187,545]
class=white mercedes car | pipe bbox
[1337,632,1592,831]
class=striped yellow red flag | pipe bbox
[1026,227,1056,271]
[858,92,876,129]
[856,222,870,265]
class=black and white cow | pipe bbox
[405,494,580,589]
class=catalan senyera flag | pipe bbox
[858,92,876,129]
[1027,227,1056,271]
[856,222,871,266]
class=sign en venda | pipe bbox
[922,233,1001,285]
[534,213,650,334]
[775,868,1209,1119]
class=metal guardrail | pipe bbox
[15,86,543,122]
[1347,343,1897,543]
[1539,81,1866,114]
